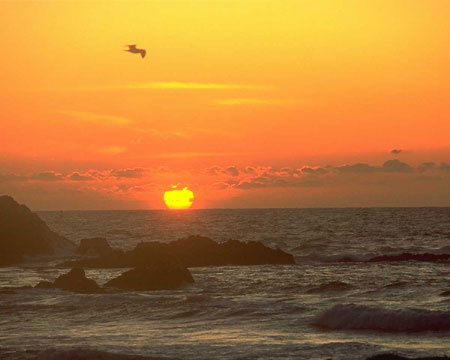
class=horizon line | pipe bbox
[35,205,450,212]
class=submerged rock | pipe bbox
[77,237,113,256]
[34,268,103,294]
[0,195,74,266]
[60,235,295,269]
[367,253,450,263]
[367,354,449,360]
[105,258,194,291]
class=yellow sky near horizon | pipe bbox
[1,0,450,208]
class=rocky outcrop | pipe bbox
[77,237,113,256]
[105,258,194,291]
[169,236,295,266]
[0,195,75,266]
[367,253,450,263]
[35,268,103,294]
[60,235,295,268]
[367,354,449,360]
[35,281,55,289]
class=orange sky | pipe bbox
[1,0,449,209]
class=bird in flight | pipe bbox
[125,44,146,58]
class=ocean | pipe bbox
[1,208,449,359]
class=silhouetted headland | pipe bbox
[0,195,74,266]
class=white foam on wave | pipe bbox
[313,304,450,333]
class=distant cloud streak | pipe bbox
[100,146,127,155]
[121,82,265,90]
[58,110,133,126]
[215,98,287,106]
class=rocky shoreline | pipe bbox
[0,195,295,292]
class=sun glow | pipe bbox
[163,186,194,210]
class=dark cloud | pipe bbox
[335,160,413,174]
[278,167,292,175]
[31,171,64,181]
[127,183,156,192]
[225,166,240,177]
[417,162,435,172]
[220,159,440,191]
[439,163,450,171]
[391,149,402,155]
[381,159,413,173]
[205,165,223,176]
[0,174,26,183]
[110,168,146,179]
[300,166,329,175]
[234,171,322,190]
[68,172,95,181]
[336,163,378,173]
[212,182,231,190]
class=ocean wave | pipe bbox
[306,281,354,293]
[313,304,450,333]
[367,354,450,360]
[295,245,450,264]
[381,281,409,289]
[294,252,373,263]
[34,348,167,360]
[182,294,212,304]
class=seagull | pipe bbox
[125,44,146,58]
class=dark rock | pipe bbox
[34,268,103,293]
[53,267,103,293]
[0,195,75,266]
[105,258,194,291]
[367,253,450,263]
[34,281,55,289]
[77,237,113,256]
[440,290,450,297]
[60,235,295,269]
[367,354,449,360]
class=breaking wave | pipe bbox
[313,304,450,333]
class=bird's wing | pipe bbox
[140,49,146,58]
[127,44,137,49]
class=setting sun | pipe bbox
[163,186,194,210]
